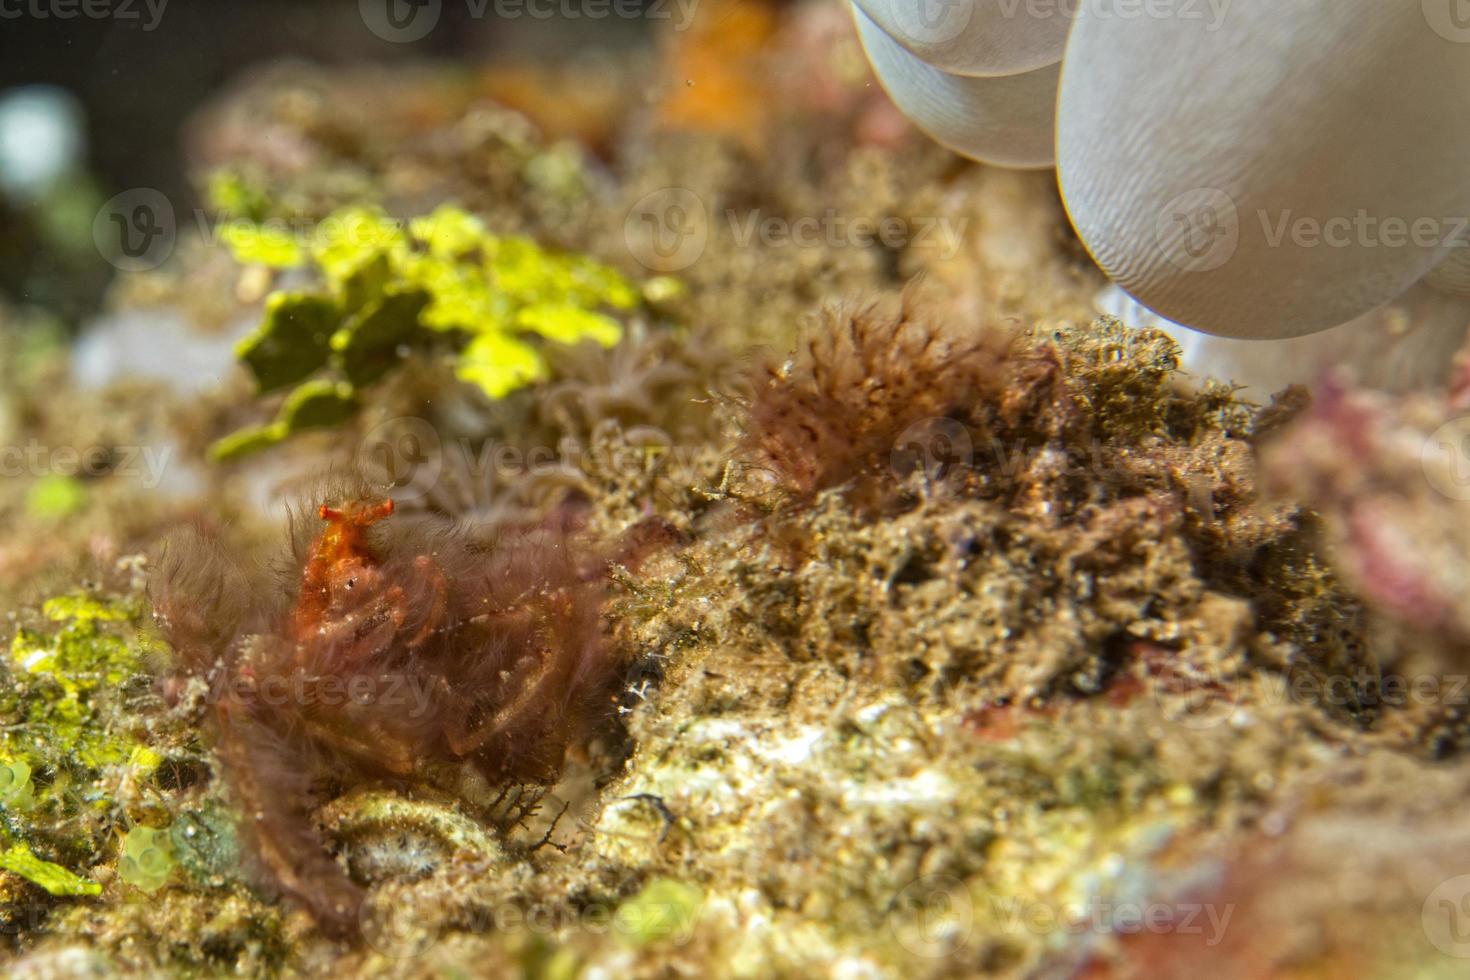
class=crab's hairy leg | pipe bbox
[406,556,450,650]
[216,703,364,937]
[448,637,569,757]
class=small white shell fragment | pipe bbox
[850,0,1071,77]
[854,5,1058,168]
[1057,0,1470,339]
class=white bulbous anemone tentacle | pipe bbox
[853,0,1470,347]
[1100,281,1470,399]
[1057,0,1470,340]
[852,0,1073,76]
[1426,233,1470,299]
[851,0,1069,168]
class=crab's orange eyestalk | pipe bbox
[318,499,393,528]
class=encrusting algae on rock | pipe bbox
[1,590,153,895]
[6,15,1470,977]
[5,300,1466,977]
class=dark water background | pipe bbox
[0,0,651,320]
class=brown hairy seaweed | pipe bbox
[149,479,643,936]
[738,300,1062,510]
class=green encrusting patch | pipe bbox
[1,588,162,899]
[25,474,89,521]
[6,589,155,772]
[613,878,704,946]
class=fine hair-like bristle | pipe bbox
[740,300,1043,507]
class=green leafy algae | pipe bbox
[213,203,643,458]
[0,844,101,896]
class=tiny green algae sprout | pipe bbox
[212,203,648,460]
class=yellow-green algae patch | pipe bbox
[213,203,650,458]
[0,845,101,897]
[8,591,151,769]
[0,586,161,901]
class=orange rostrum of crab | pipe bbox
[290,499,394,643]
[289,498,448,664]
